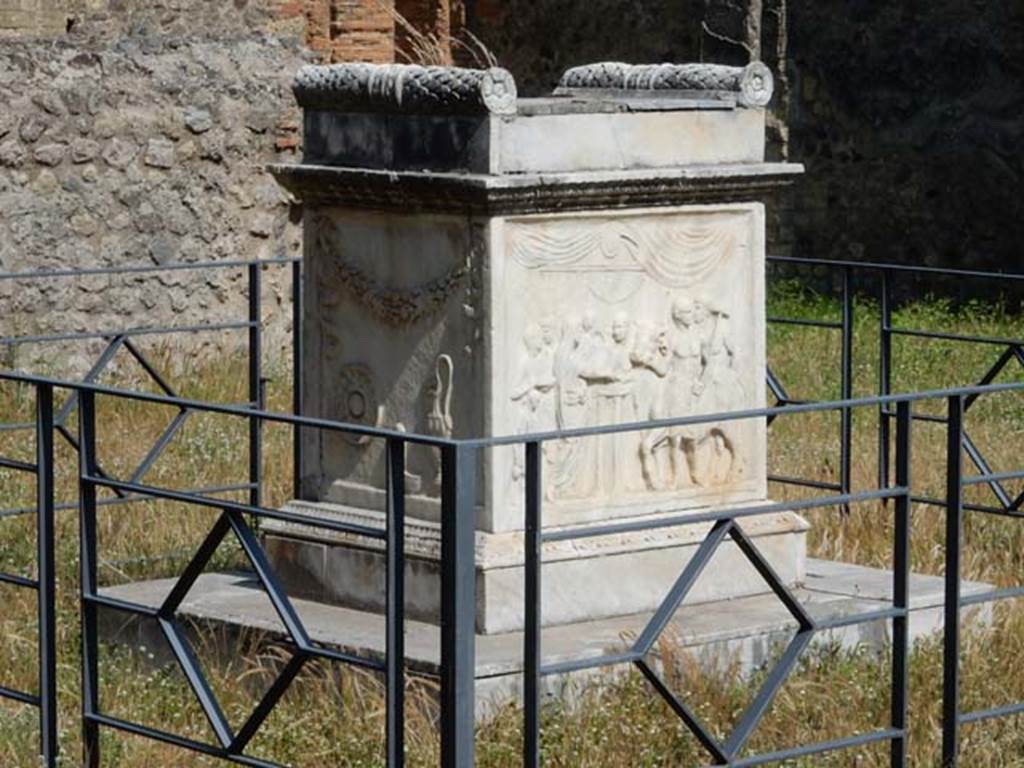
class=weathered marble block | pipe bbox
[270,62,806,634]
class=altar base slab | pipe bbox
[262,501,808,635]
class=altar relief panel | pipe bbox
[497,205,767,526]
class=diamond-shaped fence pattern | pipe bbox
[156,510,312,754]
[74,384,401,768]
[631,519,815,764]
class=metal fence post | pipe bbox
[386,438,406,768]
[35,383,57,768]
[840,266,854,512]
[878,269,893,490]
[942,395,965,767]
[890,401,912,767]
[248,263,263,510]
[523,441,542,768]
[78,389,101,768]
[291,258,304,499]
[440,443,477,768]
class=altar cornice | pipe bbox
[269,162,804,216]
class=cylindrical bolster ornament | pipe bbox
[293,63,518,115]
[556,61,774,108]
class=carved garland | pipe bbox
[313,216,468,327]
[556,62,774,108]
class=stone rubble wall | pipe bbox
[0,1,312,374]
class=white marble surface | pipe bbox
[278,90,803,632]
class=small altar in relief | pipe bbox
[270,60,806,635]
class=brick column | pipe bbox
[395,0,449,62]
[328,0,396,63]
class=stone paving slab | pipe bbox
[101,558,991,685]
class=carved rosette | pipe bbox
[335,364,380,445]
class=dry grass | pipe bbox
[0,287,1022,766]
[372,1,498,69]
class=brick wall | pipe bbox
[271,0,470,65]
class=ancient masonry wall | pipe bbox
[0,0,506,373]
[0,1,311,373]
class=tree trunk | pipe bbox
[743,0,764,61]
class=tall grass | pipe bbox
[0,286,1021,766]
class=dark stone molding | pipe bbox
[269,162,804,216]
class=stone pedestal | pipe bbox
[270,61,805,635]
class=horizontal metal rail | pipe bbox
[83,475,387,540]
[767,474,843,492]
[912,495,1023,518]
[959,586,1024,608]
[767,254,1024,282]
[766,315,843,330]
[541,487,906,544]
[958,702,1024,726]
[0,482,257,519]
[0,572,38,589]
[963,469,1024,487]
[3,372,1023,449]
[0,456,37,473]
[0,371,452,446]
[0,685,40,707]
[724,728,903,768]
[886,326,1024,348]
[86,713,284,768]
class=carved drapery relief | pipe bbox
[509,216,747,292]
[312,213,468,328]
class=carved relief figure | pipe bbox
[549,316,592,498]
[510,325,557,432]
[632,324,673,490]
[668,298,711,487]
[699,305,746,484]
[508,295,749,502]
[509,324,558,497]
[578,313,636,494]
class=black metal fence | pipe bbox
[0,255,1021,767]
[1,372,1022,766]
[0,257,303,520]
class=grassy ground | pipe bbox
[0,284,1022,766]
